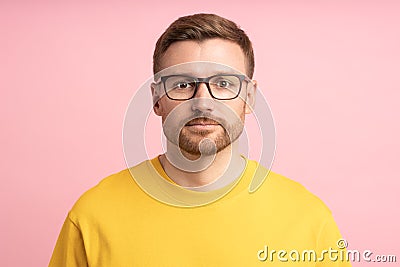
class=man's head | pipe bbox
[152,14,256,157]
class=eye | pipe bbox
[216,80,231,88]
[174,81,194,90]
[177,82,189,89]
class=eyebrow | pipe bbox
[164,71,241,77]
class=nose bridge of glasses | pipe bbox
[194,79,213,98]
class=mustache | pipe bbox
[183,112,226,126]
[186,118,220,125]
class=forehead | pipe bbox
[155,62,244,80]
[158,39,247,76]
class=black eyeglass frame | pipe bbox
[160,74,251,101]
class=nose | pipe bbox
[194,82,213,98]
[191,82,214,112]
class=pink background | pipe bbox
[1,1,399,266]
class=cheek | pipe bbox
[158,98,177,115]
[230,100,247,117]
[159,100,190,122]
[220,102,246,126]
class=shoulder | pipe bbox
[249,161,332,217]
[267,171,318,199]
[68,167,139,222]
[82,167,134,197]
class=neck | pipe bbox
[159,140,245,190]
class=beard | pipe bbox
[178,117,243,156]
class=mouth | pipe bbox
[184,118,222,133]
[185,118,221,126]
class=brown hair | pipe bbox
[153,13,255,78]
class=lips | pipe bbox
[186,118,220,126]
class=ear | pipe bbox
[151,82,163,116]
[245,80,257,114]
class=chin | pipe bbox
[179,134,231,156]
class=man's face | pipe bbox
[153,39,255,156]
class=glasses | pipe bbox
[160,74,250,101]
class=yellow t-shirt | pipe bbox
[49,157,351,266]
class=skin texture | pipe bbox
[152,38,257,188]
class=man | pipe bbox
[50,14,351,266]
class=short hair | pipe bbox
[153,13,255,78]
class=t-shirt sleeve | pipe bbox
[49,214,88,267]
[315,213,352,267]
